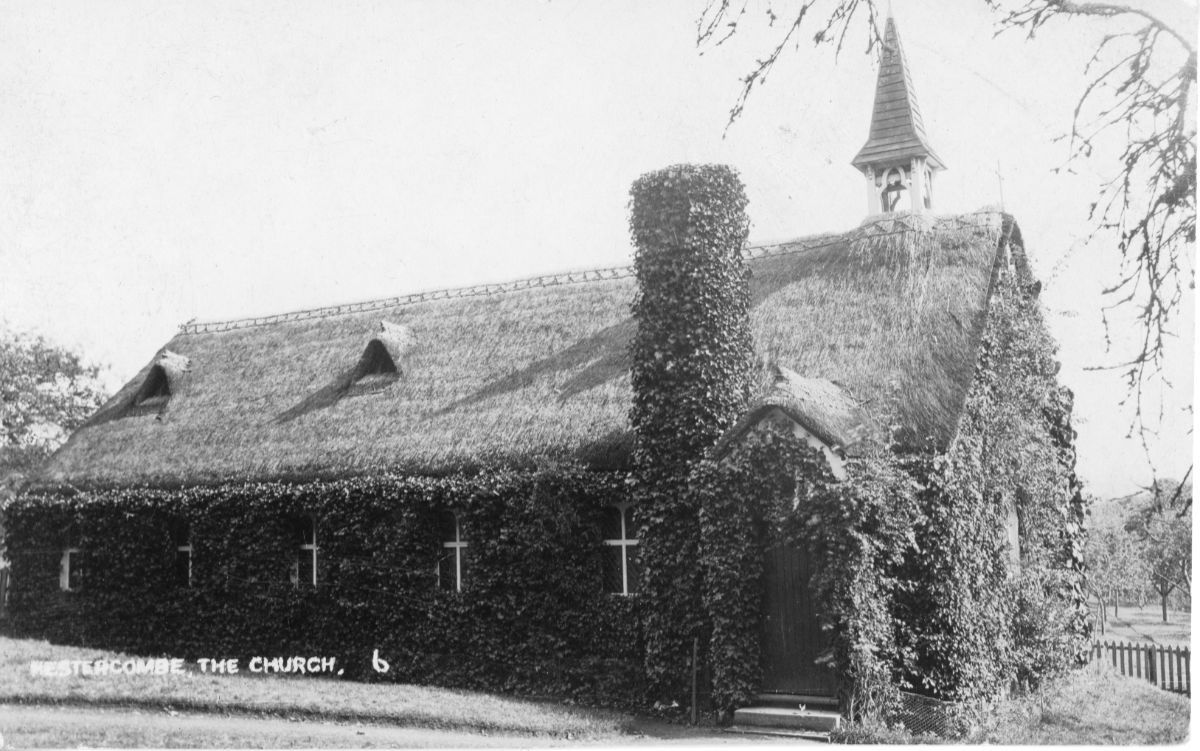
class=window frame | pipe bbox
[603,504,639,596]
[169,519,193,588]
[176,541,193,588]
[438,512,467,593]
[60,546,82,592]
[290,516,318,588]
[1005,505,1022,573]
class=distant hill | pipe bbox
[1088,480,1192,531]
[1088,493,1143,530]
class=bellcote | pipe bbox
[852,10,945,215]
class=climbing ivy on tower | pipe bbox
[627,163,754,701]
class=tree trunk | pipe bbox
[1162,593,1169,623]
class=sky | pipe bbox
[0,0,1194,498]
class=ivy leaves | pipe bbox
[5,468,646,706]
[693,233,1089,724]
[628,163,752,472]
[627,164,753,702]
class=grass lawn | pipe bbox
[0,635,629,739]
[1,705,582,749]
[1098,606,1191,647]
[837,662,1190,744]
[979,663,1190,744]
[4,635,1190,746]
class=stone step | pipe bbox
[725,725,832,742]
[733,706,842,732]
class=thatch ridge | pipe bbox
[37,212,1010,488]
[178,213,998,335]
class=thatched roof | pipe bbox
[712,365,876,459]
[35,212,1010,488]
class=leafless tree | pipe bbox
[699,0,1195,486]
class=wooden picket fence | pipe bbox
[1091,639,1190,696]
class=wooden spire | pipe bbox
[851,12,944,171]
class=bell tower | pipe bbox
[851,8,945,216]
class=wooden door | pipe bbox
[760,544,836,695]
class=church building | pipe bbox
[4,10,1087,733]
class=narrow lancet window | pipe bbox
[60,525,84,592]
[170,519,192,587]
[602,505,639,596]
[290,516,318,588]
[437,512,467,592]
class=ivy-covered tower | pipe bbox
[851,8,945,215]
[627,164,754,700]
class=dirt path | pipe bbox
[0,704,805,748]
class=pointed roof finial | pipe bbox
[851,9,944,171]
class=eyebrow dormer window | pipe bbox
[348,339,399,394]
[133,365,171,409]
[344,323,413,397]
[125,350,189,417]
[276,322,415,422]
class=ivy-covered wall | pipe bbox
[695,221,1088,722]
[897,220,1088,703]
[4,468,644,705]
[696,429,922,719]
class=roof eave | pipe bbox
[851,141,946,171]
[710,402,859,464]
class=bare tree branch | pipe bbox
[698,0,882,133]
[990,1,1195,53]
[989,3,1195,434]
[699,0,1195,471]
